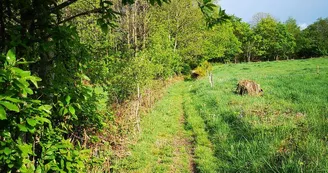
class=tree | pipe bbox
[299,18,328,57]
[253,15,296,61]
[230,16,260,62]
[285,17,301,58]
[251,12,271,27]
[253,15,279,60]
[275,23,296,60]
[204,20,242,63]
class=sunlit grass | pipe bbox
[116,83,193,172]
[186,57,328,172]
[116,58,328,172]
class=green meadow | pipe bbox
[117,57,328,172]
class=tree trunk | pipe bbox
[142,4,147,50]
[133,1,138,55]
[247,50,251,62]
[127,6,131,49]
[247,44,251,62]
[0,1,5,51]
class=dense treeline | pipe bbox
[231,14,328,62]
[0,0,327,172]
[207,13,328,63]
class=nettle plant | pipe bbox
[0,49,47,171]
[0,50,90,172]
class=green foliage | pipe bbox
[298,18,328,57]
[0,50,48,171]
[0,50,97,172]
[191,61,213,78]
[253,16,296,60]
[204,21,242,63]
[122,0,170,5]
[142,25,182,78]
[199,0,231,28]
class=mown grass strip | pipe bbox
[117,83,193,173]
[182,84,218,173]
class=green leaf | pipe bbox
[74,103,81,110]
[4,147,11,155]
[63,108,68,115]
[4,97,22,103]
[0,101,19,112]
[59,107,65,115]
[65,96,71,104]
[35,117,51,124]
[27,118,37,127]
[0,105,6,120]
[25,88,33,95]
[68,105,75,115]
[11,67,30,77]
[36,166,42,173]
[39,105,52,114]
[14,78,30,89]
[27,76,41,88]
[17,142,32,157]
[6,49,16,65]
[17,124,28,132]
[82,74,91,81]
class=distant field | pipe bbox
[117,57,328,172]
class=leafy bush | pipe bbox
[191,61,213,78]
[0,50,95,172]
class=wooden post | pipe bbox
[135,83,141,132]
[317,65,320,74]
[209,72,213,88]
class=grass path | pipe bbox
[117,58,328,172]
[117,83,198,172]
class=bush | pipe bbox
[0,50,95,172]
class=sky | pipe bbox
[219,0,328,29]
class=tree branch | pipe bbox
[50,0,78,13]
[58,8,102,24]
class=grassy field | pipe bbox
[117,58,328,172]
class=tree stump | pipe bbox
[236,80,263,96]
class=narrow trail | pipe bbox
[118,83,196,173]
[170,111,196,173]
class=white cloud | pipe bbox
[299,23,308,30]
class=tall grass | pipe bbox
[116,58,328,172]
[187,58,328,172]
